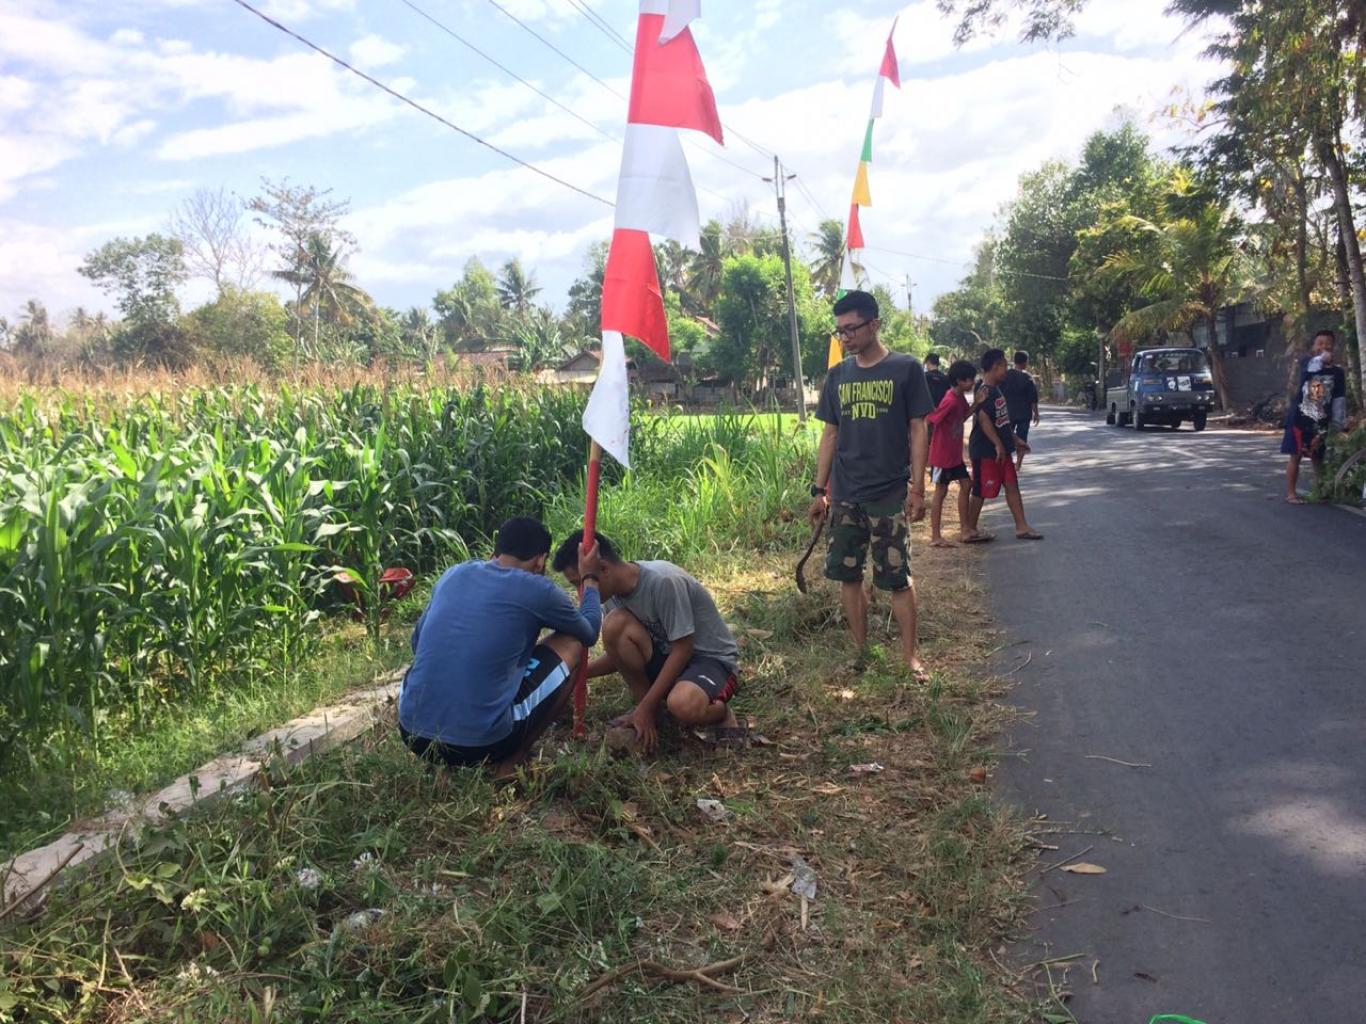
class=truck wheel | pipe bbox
[1193,412,1207,432]
[1133,408,1146,431]
[1169,420,1181,431]
[1106,404,1116,425]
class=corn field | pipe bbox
[0,384,813,779]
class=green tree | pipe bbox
[1090,170,1252,408]
[12,299,52,357]
[78,234,190,366]
[496,258,541,314]
[687,220,728,312]
[183,288,292,367]
[434,258,503,352]
[565,242,608,339]
[930,239,1004,354]
[937,0,1089,44]
[508,307,569,371]
[282,233,374,357]
[249,179,354,361]
[807,219,864,299]
[709,252,818,389]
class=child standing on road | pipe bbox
[927,359,980,547]
[964,349,1044,542]
[1283,329,1348,504]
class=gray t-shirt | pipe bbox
[606,561,738,671]
[816,351,934,504]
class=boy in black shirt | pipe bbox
[1001,350,1040,470]
[963,349,1043,542]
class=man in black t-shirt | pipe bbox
[1000,350,1040,470]
[808,291,934,680]
[963,349,1043,542]
[924,352,950,409]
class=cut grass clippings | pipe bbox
[1,532,1040,1024]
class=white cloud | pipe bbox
[348,34,406,70]
[110,28,144,47]
[258,0,355,22]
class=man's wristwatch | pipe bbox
[810,484,827,497]
[581,574,600,586]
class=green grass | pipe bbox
[1,536,1038,1024]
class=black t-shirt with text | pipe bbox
[926,368,950,410]
[1000,368,1038,423]
[968,384,1016,459]
[816,352,934,504]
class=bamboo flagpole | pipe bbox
[573,441,603,739]
[576,0,724,738]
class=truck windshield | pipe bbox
[1138,351,1208,374]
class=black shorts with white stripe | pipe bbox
[401,644,572,767]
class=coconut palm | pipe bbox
[274,233,373,358]
[496,259,541,314]
[687,221,726,311]
[806,219,865,299]
[14,299,52,356]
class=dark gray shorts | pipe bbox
[645,649,739,703]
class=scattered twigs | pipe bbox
[1039,845,1094,876]
[1005,651,1033,676]
[1083,755,1153,768]
[581,955,750,1001]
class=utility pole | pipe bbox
[905,275,916,316]
[766,155,806,423]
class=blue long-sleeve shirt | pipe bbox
[399,560,601,746]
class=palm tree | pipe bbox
[687,221,726,311]
[401,307,439,361]
[655,240,690,302]
[497,259,541,314]
[1097,171,1250,408]
[274,233,373,359]
[15,299,51,356]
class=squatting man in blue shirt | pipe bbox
[398,517,603,778]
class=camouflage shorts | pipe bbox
[824,489,911,592]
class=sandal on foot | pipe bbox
[962,532,995,545]
[1016,530,1044,541]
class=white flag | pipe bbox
[614,124,701,249]
[582,331,632,468]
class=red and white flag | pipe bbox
[583,0,723,467]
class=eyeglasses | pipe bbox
[834,319,874,339]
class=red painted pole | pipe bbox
[573,440,603,739]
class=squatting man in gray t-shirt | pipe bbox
[808,289,933,681]
[554,531,743,754]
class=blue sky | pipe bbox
[0,0,1223,324]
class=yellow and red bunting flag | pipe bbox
[584,0,724,469]
[828,335,842,370]
[838,20,899,296]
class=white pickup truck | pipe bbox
[1105,347,1217,432]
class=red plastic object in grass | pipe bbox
[335,568,416,621]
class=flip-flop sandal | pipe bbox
[1016,531,1044,541]
[1285,496,1307,505]
[962,533,995,545]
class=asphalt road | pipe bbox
[984,409,1366,1024]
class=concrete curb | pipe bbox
[1,669,406,918]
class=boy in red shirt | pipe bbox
[926,360,981,546]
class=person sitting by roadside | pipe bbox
[398,517,602,777]
[553,531,745,753]
[927,359,983,547]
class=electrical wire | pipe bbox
[393,0,614,143]
[863,244,1071,283]
[230,0,614,207]
[563,0,633,52]
[483,0,772,184]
